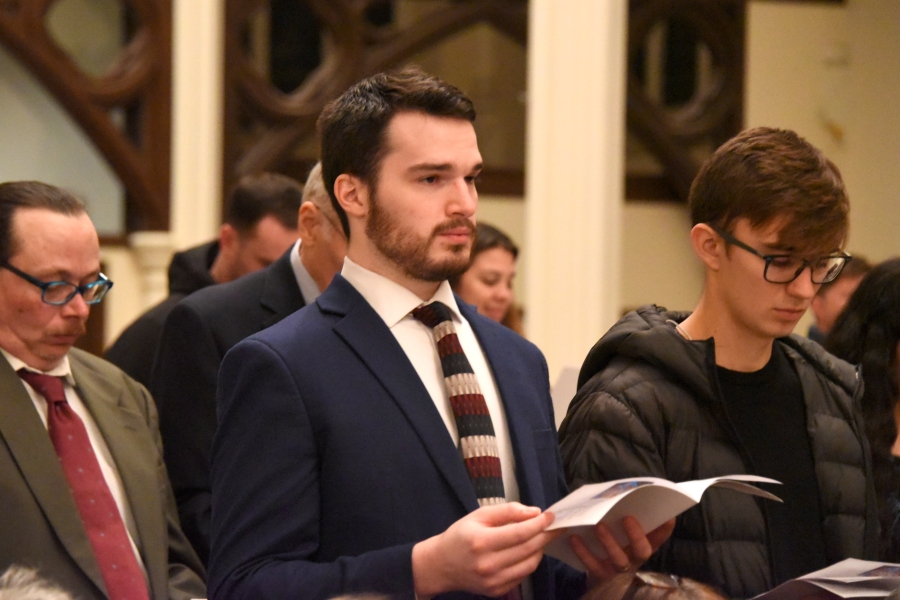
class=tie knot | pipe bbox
[17,369,67,405]
[412,301,453,329]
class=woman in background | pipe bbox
[826,257,900,561]
[451,222,523,334]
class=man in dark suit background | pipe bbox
[207,67,671,600]
[151,162,346,564]
[105,172,304,388]
[0,181,205,600]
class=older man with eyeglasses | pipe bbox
[559,128,879,599]
[0,181,205,600]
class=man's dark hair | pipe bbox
[225,172,303,233]
[689,127,849,255]
[816,253,873,297]
[0,181,86,264]
[317,65,477,237]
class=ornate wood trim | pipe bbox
[626,0,745,201]
[223,0,527,196]
[223,0,747,205]
[0,0,173,230]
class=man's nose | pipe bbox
[61,292,91,319]
[447,178,477,216]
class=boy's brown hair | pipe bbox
[689,127,849,256]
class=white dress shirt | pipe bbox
[289,239,322,304]
[2,348,148,578]
[341,257,520,503]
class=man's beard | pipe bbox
[366,191,474,282]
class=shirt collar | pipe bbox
[1,347,76,385]
[289,239,321,304]
[340,256,462,329]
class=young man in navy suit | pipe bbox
[208,67,672,600]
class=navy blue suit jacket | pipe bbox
[208,275,585,600]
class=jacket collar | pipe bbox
[579,304,859,400]
[318,276,549,510]
[260,246,306,329]
[167,240,218,295]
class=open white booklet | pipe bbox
[751,558,900,599]
[544,475,782,571]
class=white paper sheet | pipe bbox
[544,475,781,571]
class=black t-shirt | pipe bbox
[717,344,828,585]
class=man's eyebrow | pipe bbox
[407,162,484,174]
[408,163,453,173]
[50,269,102,283]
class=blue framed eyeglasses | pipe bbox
[1,261,113,305]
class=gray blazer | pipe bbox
[0,348,205,600]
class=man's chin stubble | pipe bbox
[405,247,470,282]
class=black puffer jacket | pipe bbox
[559,305,879,599]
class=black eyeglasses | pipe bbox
[710,225,851,284]
[1,261,113,305]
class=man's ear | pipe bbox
[333,174,369,219]
[297,202,320,246]
[690,223,725,271]
[218,223,239,254]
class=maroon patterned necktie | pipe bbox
[18,369,150,600]
[413,303,523,600]
[412,301,506,506]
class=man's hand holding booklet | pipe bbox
[543,475,783,571]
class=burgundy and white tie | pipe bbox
[412,301,506,506]
[18,369,150,600]
[413,303,524,600]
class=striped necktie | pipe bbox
[412,301,506,506]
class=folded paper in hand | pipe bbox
[544,475,782,571]
[750,558,900,600]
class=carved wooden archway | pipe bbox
[223,0,747,203]
[223,0,528,197]
[0,0,172,231]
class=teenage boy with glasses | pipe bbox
[559,127,878,599]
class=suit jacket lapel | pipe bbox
[463,304,548,508]
[260,249,306,329]
[321,277,479,513]
[0,355,107,594]
[69,351,165,597]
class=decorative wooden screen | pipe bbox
[0,0,172,231]
[223,0,528,198]
[223,0,747,202]
[626,0,745,200]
